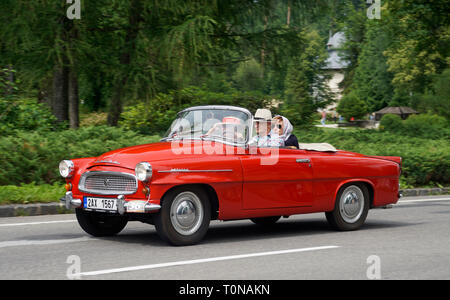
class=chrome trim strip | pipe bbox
[158,169,233,173]
[160,136,250,148]
[296,159,311,163]
[94,160,120,165]
[78,171,138,195]
[179,105,252,116]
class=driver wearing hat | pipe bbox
[249,109,277,147]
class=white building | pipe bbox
[322,32,350,113]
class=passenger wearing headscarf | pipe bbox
[272,115,299,149]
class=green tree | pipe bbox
[337,91,368,120]
[282,29,334,126]
[338,1,367,92]
[0,0,110,128]
[413,68,450,119]
[384,0,449,97]
[349,19,394,112]
[232,59,265,92]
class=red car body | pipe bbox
[61,106,402,245]
[67,140,401,218]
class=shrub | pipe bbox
[0,126,160,186]
[402,113,448,139]
[337,92,368,121]
[0,98,60,135]
[120,86,272,134]
[120,93,178,134]
[380,113,448,139]
[380,114,403,132]
[0,183,65,205]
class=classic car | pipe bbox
[60,105,402,246]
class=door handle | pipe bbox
[296,159,311,163]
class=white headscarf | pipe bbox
[274,115,293,142]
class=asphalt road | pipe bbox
[0,195,449,280]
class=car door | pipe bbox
[239,147,314,210]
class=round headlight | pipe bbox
[135,162,152,182]
[59,160,74,178]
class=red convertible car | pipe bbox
[60,105,402,245]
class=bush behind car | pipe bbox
[0,126,160,186]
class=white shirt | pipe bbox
[250,134,283,147]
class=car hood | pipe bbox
[86,141,206,170]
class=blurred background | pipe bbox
[0,0,448,204]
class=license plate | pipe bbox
[84,197,117,211]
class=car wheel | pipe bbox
[75,209,128,237]
[326,184,369,231]
[154,187,211,246]
[250,216,281,226]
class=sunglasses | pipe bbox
[277,124,282,129]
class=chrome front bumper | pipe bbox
[116,195,161,215]
[60,192,82,210]
[60,192,161,214]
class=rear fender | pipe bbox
[332,178,375,209]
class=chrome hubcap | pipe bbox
[170,192,203,236]
[339,186,364,223]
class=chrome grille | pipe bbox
[79,171,137,195]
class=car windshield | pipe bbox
[162,108,251,145]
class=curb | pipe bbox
[0,202,73,218]
[400,187,450,197]
[0,187,449,218]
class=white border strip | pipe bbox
[0,237,95,249]
[79,245,340,277]
[0,220,77,227]
[398,197,450,204]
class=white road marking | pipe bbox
[0,237,96,249]
[398,198,450,204]
[0,220,77,227]
[78,245,340,277]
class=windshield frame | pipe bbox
[161,105,253,147]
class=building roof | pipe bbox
[374,106,418,115]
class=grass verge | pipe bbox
[0,183,65,205]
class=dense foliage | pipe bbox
[342,0,449,112]
[381,113,449,140]
[1,1,448,126]
[0,0,327,128]
[120,86,272,134]
[0,98,60,135]
[0,127,159,186]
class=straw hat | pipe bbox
[254,109,272,122]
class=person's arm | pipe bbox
[285,135,299,149]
